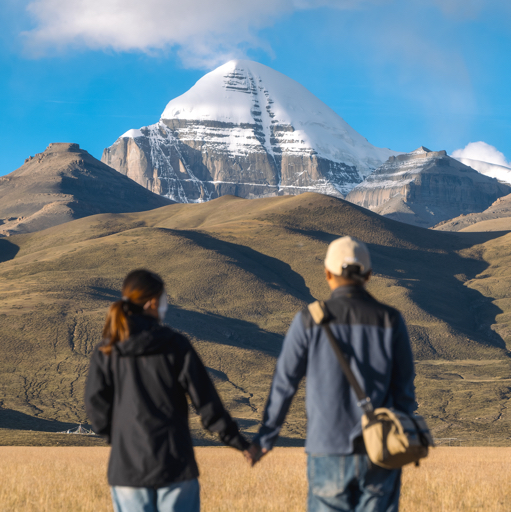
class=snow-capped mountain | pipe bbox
[345,147,511,228]
[102,60,397,203]
[452,157,511,185]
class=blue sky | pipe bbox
[1,0,510,176]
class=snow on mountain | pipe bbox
[161,60,395,175]
[453,157,511,185]
[121,128,144,139]
[102,60,398,203]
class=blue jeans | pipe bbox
[307,454,401,512]
[111,479,200,512]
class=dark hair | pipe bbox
[341,264,370,285]
[100,269,165,355]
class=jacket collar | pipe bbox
[330,285,369,299]
[113,315,170,356]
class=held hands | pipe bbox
[243,442,268,467]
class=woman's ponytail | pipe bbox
[100,301,130,355]
[100,269,165,355]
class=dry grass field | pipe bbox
[0,446,509,512]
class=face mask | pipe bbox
[158,291,168,322]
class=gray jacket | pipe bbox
[254,285,416,455]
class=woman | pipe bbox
[85,269,250,512]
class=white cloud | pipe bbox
[21,0,379,66]
[428,0,511,19]
[452,142,511,168]
[429,0,486,18]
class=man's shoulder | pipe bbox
[299,306,315,331]
[325,290,403,328]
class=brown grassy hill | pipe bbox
[1,193,510,444]
[0,142,172,236]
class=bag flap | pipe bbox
[373,409,434,440]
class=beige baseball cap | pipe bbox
[324,236,371,276]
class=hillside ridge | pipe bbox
[0,142,172,236]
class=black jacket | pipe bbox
[84,315,249,487]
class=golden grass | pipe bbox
[0,447,510,511]
[400,447,511,512]
[0,447,110,512]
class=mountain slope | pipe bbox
[102,60,397,202]
[0,143,173,236]
[1,192,510,444]
[434,194,511,232]
[346,147,511,228]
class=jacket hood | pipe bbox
[114,315,172,356]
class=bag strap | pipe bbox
[308,300,374,416]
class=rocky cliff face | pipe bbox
[434,193,511,232]
[345,147,511,228]
[102,60,397,203]
[0,143,172,236]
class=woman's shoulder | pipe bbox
[159,325,192,349]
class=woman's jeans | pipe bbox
[307,454,401,512]
[111,478,200,512]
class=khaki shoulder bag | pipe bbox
[308,300,434,469]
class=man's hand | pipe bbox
[243,442,268,467]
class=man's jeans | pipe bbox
[111,479,200,512]
[307,454,401,512]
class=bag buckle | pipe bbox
[357,397,373,414]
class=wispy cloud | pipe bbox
[18,0,508,142]
[429,0,487,18]
[452,141,511,167]
[22,0,383,67]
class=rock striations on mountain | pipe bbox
[345,146,511,228]
[0,143,172,236]
[102,60,397,203]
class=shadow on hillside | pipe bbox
[166,304,284,357]
[192,417,305,447]
[0,407,90,433]
[368,243,506,352]
[0,238,19,263]
[273,437,305,447]
[282,224,508,355]
[79,284,286,357]
[87,285,122,302]
[171,229,315,303]
[426,229,511,252]
[283,224,510,252]
[193,435,305,447]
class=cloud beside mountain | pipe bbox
[452,142,511,168]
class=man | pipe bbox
[247,236,416,512]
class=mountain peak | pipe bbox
[159,59,396,172]
[388,147,447,164]
[346,146,511,228]
[103,60,398,203]
[1,144,172,236]
[410,146,431,154]
[45,142,82,153]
